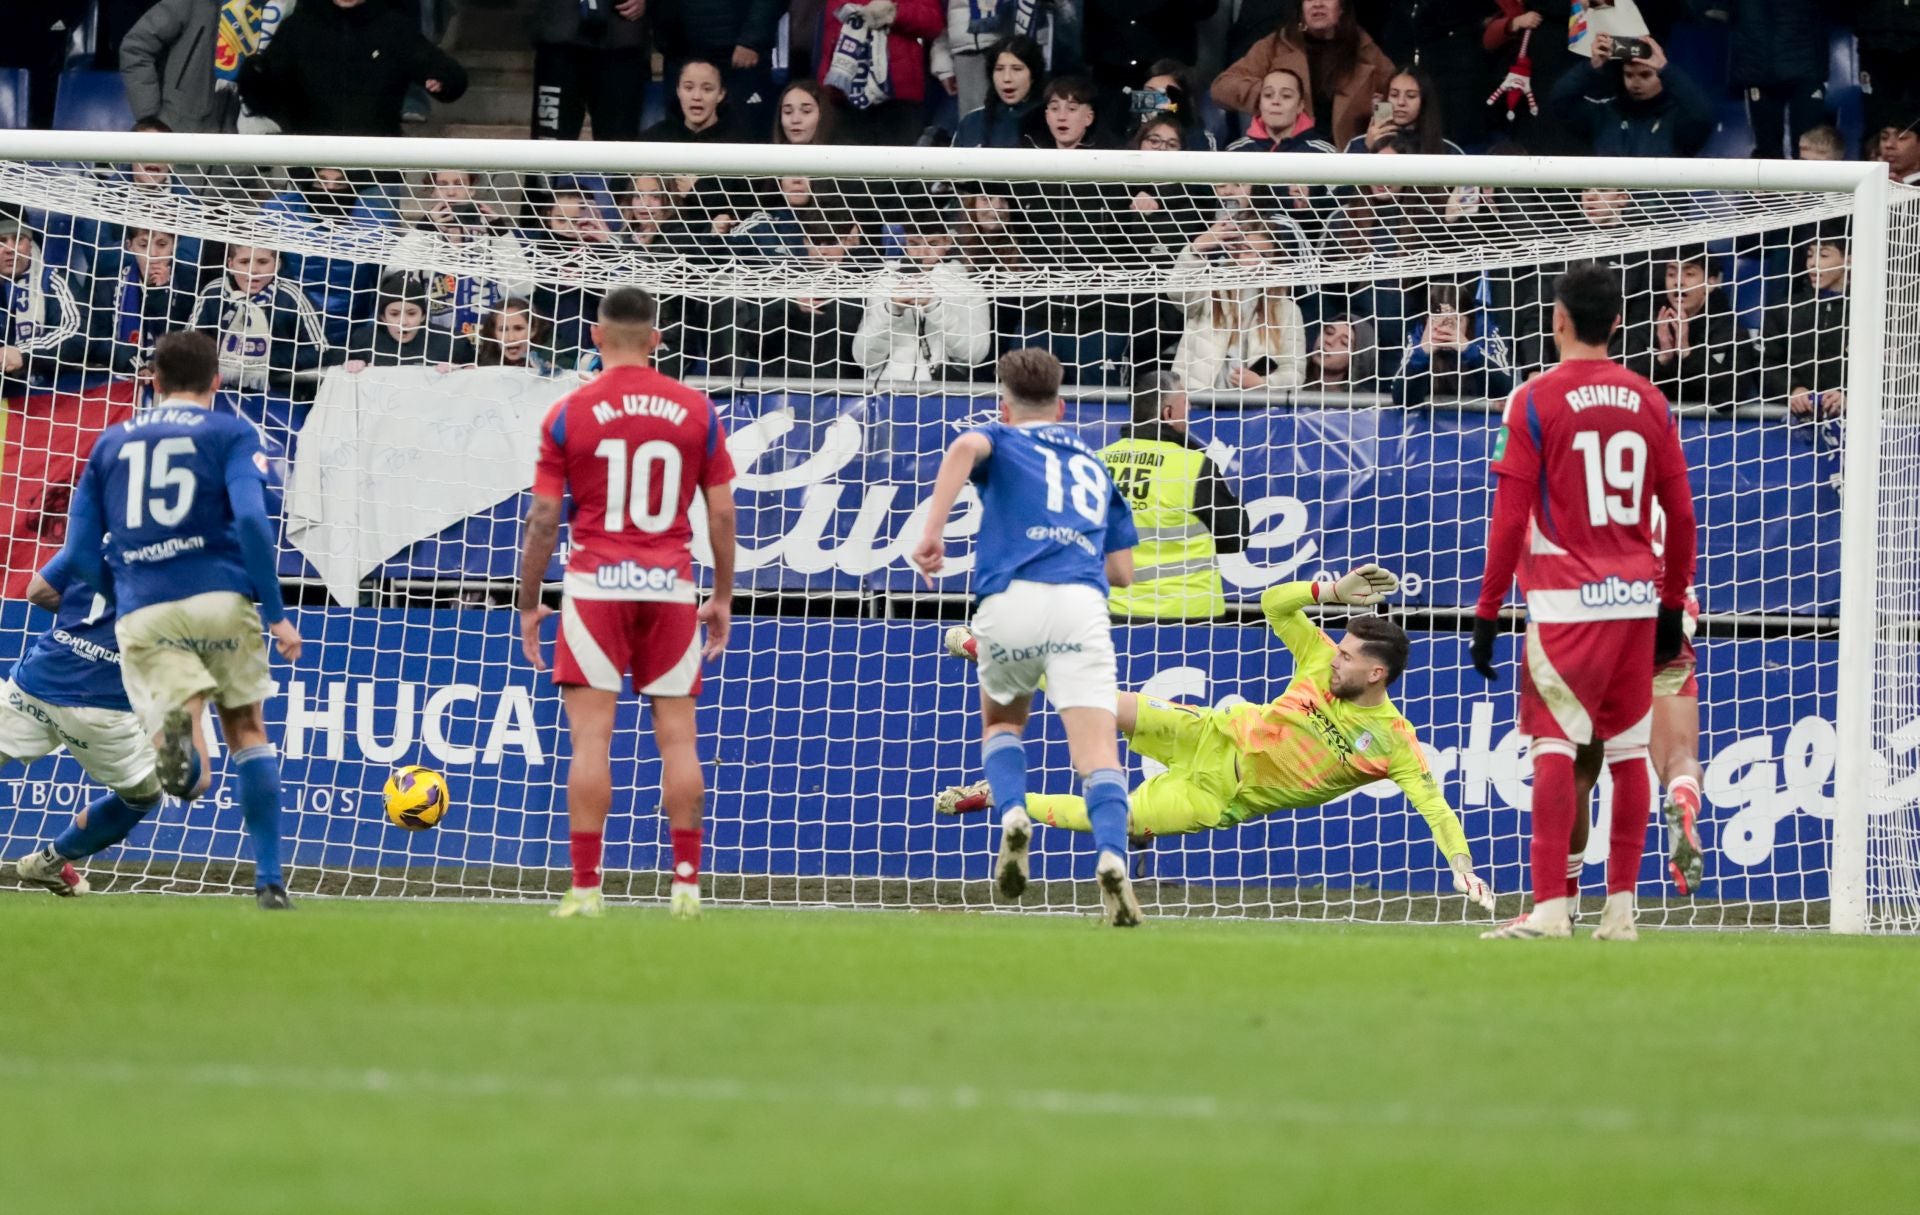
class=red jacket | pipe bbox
[817,0,945,105]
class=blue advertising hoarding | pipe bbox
[0,606,1839,904]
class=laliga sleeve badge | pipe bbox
[254,451,271,475]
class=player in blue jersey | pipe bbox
[61,331,304,910]
[4,551,169,896]
[911,348,1144,926]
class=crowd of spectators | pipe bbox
[0,0,1897,420]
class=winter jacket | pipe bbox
[1695,0,1828,88]
[938,0,1079,59]
[653,0,787,55]
[119,0,236,133]
[1370,0,1492,146]
[952,97,1040,148]
[1848,0,1920,50]
[337,321,470,368]
[1550,62,1715,158]
[852,259,992,380]
[1212,25,1396,149]
[1762,283,1849,401]
[817,0,946,105]
[1169,247,1307,390]
[85,252,199,376]
[532,0,650,50]
[189,277,328,393]
[1632,284,1752,409]
[1084,0,1218,83]
[239,0,468,136]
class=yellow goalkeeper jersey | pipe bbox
[1218,582,1470,860]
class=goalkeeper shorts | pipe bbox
[1520,617,1654,747]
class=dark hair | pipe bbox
[999,346,1063,409]
[772,79,837,145]
[1290,0,1362,102]
[152,330,219,395]
[376,272,427,319]
[1041,76,1098,111]
[1554,264,1623,346]
[1345,614,1409,686]
[1130,370,1183,425]
[986,35,1047,117]
[1143,58,1201,130]
[599,286,658,328]
[1387,63,1447,155]
[676,57,726,91]
[474,297,548,367]
[1130,114,1183,149]
[1663,244,1715,276]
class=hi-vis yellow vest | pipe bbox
[1100,435,1223,618]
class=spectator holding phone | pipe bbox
[1171,211,1307,391]
[853,218,991,381]
[1390,279,1513,407]
[1130,60,1217,151]
[390,170,536,345]
[1345,64,1462,154]
[1550,32,1714,158]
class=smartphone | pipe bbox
[452,201,485,228]
[1129,88,1170,116]
[1608,36,1652,61]
[1373,98,1394,125]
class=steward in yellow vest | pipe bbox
[1099,372,1248,618]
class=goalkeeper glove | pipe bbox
[1654,605,1685,666]
[1450,854,1495,914]
[1322,563,1398,606]
[1469,615,1500,681]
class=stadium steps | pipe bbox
[421,0,536,139]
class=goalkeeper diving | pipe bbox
[935,565,1495,913]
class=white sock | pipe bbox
[1604,891,1634,916]
[1533,896,1569,923]
[1566,853,1584,879]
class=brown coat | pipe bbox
[1210,25,1396,150]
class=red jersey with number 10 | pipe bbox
[533,364,735,603]
[1487,360,1692,622]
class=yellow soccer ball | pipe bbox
[384,765,451,831]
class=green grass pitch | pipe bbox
[3,894,1917,1214]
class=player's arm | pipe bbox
[1387,730,1494,912]
[1472,387,1540,680]
[516,493,562,671]
[1103,472,1138,589]
[1259,566,1399,670]
[26,547,71,611]
[61,459,111,597]
[224,443,300,662]
[1650,407,1698,664]
[700,481,735,659]
[911,431,992,585]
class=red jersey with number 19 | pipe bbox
[533,364,735,603]
[1484,360,1692,623]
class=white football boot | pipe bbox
[1592,892,1639,942]
[13,846,87,897]
[996,807,1032,899]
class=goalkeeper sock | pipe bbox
[1529,749,1576,906]
[982,732,1028,815]
[1025,794,1090,832]
[233,744,284,889]
[1606,754,1653,896]
[53,791,158,860]
[1084,768,1131,862]
[570,831,604,890]
[670,827,702,886]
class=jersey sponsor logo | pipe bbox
[983,637,1085,664]
[591,394,691,427]
[47,630,120,666]
[593,561,679,594]
[1024,525,1100,559]
[154,634,247,654]
[5,689,93,751]
[1305,700,1356,762]
[1563,384,1643,413]
[1579,575,1659,609]
[119,534,207,563]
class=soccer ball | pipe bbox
[383,765,451,831]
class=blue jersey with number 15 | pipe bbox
[967,421,1137,602]
[74,406,267,618]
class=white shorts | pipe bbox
[0,679,157,793]
[116,591,275,733]
[972,580,1118,712]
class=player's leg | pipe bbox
[1048,587,1140,927]
[116,607,216,800]
[19,703,169,891]
[556,684,617,919]
[1592,619,1660,942]
[0,683,89,895]
[981,691,1036,900]
[1652,687,1705,894]
[649,694,706,920]
[1483,620,1586,939]
[215,700,292,909]
[1568,741,1604,908]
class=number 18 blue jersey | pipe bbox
[968,421,1137,602]
[74,405,268,618]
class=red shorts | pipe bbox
[1520,616,1655,747]
[554,597,702,697]
[1653,637,1698,699]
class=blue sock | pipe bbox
[1084,768,1132,862]
[982,732,1028,816]
[233,744,284,888]
[52,791,158,861]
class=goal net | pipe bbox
[0,131,1903,929]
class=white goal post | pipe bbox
[0,128,1907,931]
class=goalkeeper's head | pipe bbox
[591,286,661,366]
[997,346,1065,424]
[1329,614,1409,704]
